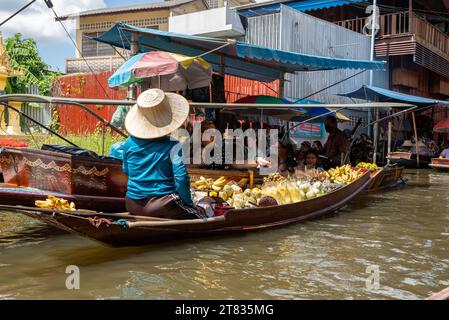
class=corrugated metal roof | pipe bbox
[238,0,366,17]
[59,0,198,19]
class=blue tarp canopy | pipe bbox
[95,23,385,83]
[238,0,365,18]
[339,85,449,107]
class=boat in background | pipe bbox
[7,170,371,247]
[366,165,405,192]
[429,158,449,172]
[386,140,435,169]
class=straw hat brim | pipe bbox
[125,92,189,139]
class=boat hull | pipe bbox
[366,166,405,192]
[429,158,449,172]
[16,171,371,247]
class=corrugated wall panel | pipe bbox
[240,6,389,104]
[22,85,51,131]
[279,5,389,104]
[224,75,279,102]
[243,13,281,50]
[53,71,127,134]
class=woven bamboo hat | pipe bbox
[125,88,189,139]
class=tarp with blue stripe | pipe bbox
[95,23,385,83]
[238,0,365,18]
[339,85,449,107]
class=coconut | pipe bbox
[258,196,278,207]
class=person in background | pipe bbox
[440,144,449,159]
[111,104,131,130]
[278,141,297,174]
[122,88,205,220]
[304,149,324,170]
[296,141,311,163]
[323,115,349,167]
[312,140,323,152]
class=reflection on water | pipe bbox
[0,170,448,299]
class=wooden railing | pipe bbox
[335,11,410,37]
[335,11,449,56]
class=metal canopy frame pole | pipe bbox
[0,102,79,147]
[368,0,378,138]
[387,117,392,164]
[128,32,139,100]
[412,111,420,167]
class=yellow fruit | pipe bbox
[212,185,222,191]
[237,178,249,188]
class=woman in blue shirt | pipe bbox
[122,89,204,220]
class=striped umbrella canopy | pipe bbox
[229,96,349,122]
[289,98,350,122]
[434,118,449,133]
[108,51,212,91]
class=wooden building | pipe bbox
[59,0,253,74]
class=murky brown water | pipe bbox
[0,169,448,300]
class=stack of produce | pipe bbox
[191,165,365,210]
[356,162,378,172]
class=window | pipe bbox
[81,32,114,57]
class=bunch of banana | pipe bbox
[35,195,76,211]
[356,162,378,172]
[324,164,364,184]
[194,176,228,191]
[237,178,249,188]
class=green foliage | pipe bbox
[5,33,60,95]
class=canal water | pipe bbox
[0,170,448,300]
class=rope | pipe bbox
[0,0,36,27]
[48,5,111,99]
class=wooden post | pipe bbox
[409,0,413,32]
[373,108,379,164]
[412,112,420,167]
[278,72,285,99]
[387,120,392,164]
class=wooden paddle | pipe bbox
[0,204,170,221]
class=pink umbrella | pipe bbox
[434,118,449,133]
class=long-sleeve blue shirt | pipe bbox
[122,136,192,205]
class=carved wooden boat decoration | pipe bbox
[0,147,261,212]
[4,170,370,247]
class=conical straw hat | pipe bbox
[125,88,189,139]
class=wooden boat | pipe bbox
[429,158,449,172]
[426,286,449,300]
[365,165,405,192]
[4,169,370,247]
[0,147,261,212]
[386,152,431,169]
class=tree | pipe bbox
[5,33,60,96]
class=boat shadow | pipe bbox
[0,223,66,247]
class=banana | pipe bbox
[212,185,222,191]
[237,178,249,188]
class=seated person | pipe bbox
[122,89,205,220]
[278,141,297,174]
[296,141,311,162]
[312,140,323,152]
[440,145,449,159]
[304,149,324,170]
